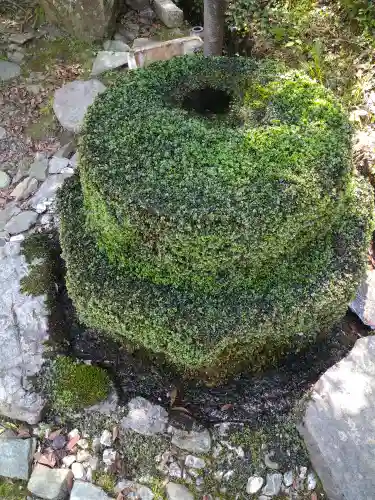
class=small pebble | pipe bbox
[223,470,234,481]
[62,455,76,467]
[77,450,91,463]
[168,462,182,478]
[307,471,317,490]
[77,438,89,449]
[103,448,117,465]
[246,476,264,494]
[300,466,308,479]
[100,429,112,447]
[0,127,6,140]
[283,470,293,487]
[68,429,80,439]
[185,455,205,469]
[92,437,101,453]
[264,451,279,470]
[71,462,85,479]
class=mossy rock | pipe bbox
[58,56,374,379]
[47,356,111,412]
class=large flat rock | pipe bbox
[0,241,48,423]
[0,438,36,480]
[53,80,106,133]
[299,336,375,500]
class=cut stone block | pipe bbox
[299,336,375,500]
[0,438,36,480]
[128,36,203,69]
[27,464,73,500]
[154,0,183,28]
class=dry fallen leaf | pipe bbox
[112,426,119,442]
[170,387,178,406]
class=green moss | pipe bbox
[0,478,27,499]
[58,56,374,378]
[93,472,117,493]
[47,356,110,412]
[25,36,97,77]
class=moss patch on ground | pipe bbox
[0,478,27,500]
[45,356,111,413]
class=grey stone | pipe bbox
[117,23,139,42]
[0,61,21,82]
[0,204,21,231]
[0,171,11,189]
[91,51,129,76]
[264,451,279,470]
[7,51,25,64]
[154,0,183,28]
[103,40,130,52]
[69,152,79,168]
[10,177,38,201]
[121,396,168,436]
[85,388,119,414]
[28,156,48,181]
[350,270,375,328]
[54,141,76,159]
[27,465,73,499]
[262,473,282,496]
[0,438,36,480]
[126,0,150,10]
[71,481,110,500]
[0,127,6,140]
[53,80,106,133]
[0,240,48,423]
[168,461,182,478]
[49,157,70,174]
[299,336,375,500]
[115,480,154,499]
[166,482,193,500]
[139,7,156,24]
[171,427,211,453]
[246,476,264,494]
[4,211,37,235]
[103,448,117,465]
[100,429,112,447]
[71,462,85,479]
[39,0,119,41]
[29,173,72,213]
[9,32,34,45]
[185,455,205,469]
[283,470,293,487]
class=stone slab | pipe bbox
[53,80,106,133]
[0,241,48,423]
[154,0,183,27]
[0,438,36,480]
[0,61,20,82]
[350,270,375,328]
[299,336,375,500]
[70,481,110,499]
[27,464,73,500]
[91,51,129,76]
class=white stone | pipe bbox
[307,471,317,490]
[283,470,293,487]
[77,449,91,463]
[0,127,6,140]
[49,157,70,174]
[168,461,182,478]
[103,448,117,465]
[4,211,38,235]
[166,482,193,500]
[91,51,129,76]
[71,462,85,479]
[71,481,110,500]
[68,428,80,439]
[53,80,106,133]
[299,466,307,479]
[62,454,77,467]
[247,476,264,494]
[262,473,283,496]
[103,40,130,52]
[171,427,211,453]
[121,396,168,436]
[69,152,79,168]
[100,429,112,447]
[0,171,11,189]
[10,177,38,201]
[185,455,205,469]
[350,270,375,328]
[77,438,89,449]
[153,0,183,28]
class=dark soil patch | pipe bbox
[69,306,370,427]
